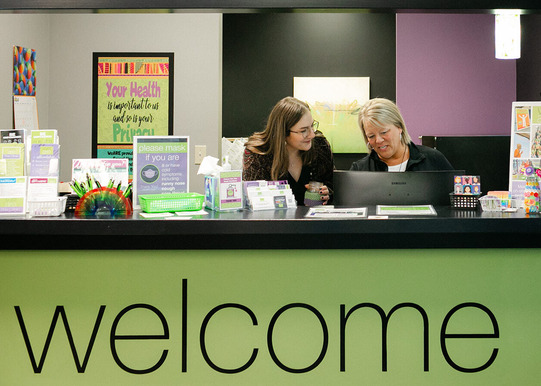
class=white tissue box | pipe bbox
[204,170,243,211]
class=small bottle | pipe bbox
[222,156,231,171]
[304,181,323,207]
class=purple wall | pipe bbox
[396,14,516,144]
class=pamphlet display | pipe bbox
[509,102,541,200]
[133,136,189,208]
[243,180,296,211]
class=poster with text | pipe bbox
[133,136,189,208]
[92,53,174,179]
[509,102,541,199]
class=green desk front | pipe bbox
[1,207,539,384]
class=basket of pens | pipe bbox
[70,174,133,217]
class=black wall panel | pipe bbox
[222,13,396,137]
[517,14,541,101]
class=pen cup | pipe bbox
[304,181,323,207]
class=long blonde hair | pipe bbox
[358,98,412,150]
[245,97,318,180]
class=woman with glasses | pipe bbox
[243,96,334,205]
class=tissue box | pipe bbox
[204,170,243,211]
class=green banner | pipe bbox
[1,249,539,384]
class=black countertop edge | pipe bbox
[2,233,539,250]
[0,206,538,249]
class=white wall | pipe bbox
[2,12,222,193]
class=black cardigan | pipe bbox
[350,142,454,171]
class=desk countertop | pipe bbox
[0,206,539,250]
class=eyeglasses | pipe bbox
[289,121,319,138]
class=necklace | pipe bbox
[399,145,408,172]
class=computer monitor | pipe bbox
[333,170,465,206]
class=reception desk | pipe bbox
[1,207,540,385]
[0,206,539,249]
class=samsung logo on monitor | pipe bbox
[391,182,407,185]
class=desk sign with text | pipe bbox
[133,136,189,208]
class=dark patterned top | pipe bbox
[243,135,335,205]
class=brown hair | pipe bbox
[245,96,318,180]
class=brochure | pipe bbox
[376,205,437,216]
[27,177,58,200]
[30,129,58,144]
[0,143,25,176]
[0,176,27,215]
[29,144,60,177]
[305,207,367,218]
[1,129,26,144]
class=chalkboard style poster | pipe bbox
[92,53,174,178]
[132,136,189,208]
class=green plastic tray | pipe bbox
[139,193,204,213]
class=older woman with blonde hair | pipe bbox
[243,96,334,205]
[351,98,453,172]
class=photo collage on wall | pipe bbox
[509,102,541,199]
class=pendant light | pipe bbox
[495,10,521,59]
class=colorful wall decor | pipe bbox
[13,46,36,96]
[294,77,369,154]
[92,53,174,178]
[509,102,541,200]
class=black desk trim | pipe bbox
[1,207,539,249]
